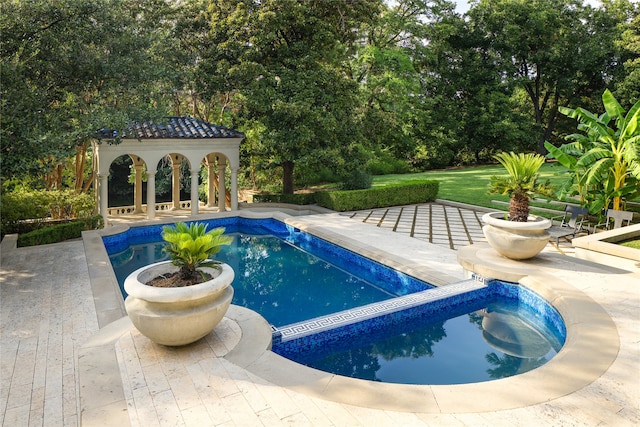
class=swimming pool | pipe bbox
[103,217,566,384]
[104,217,431,326]
[272,279,565,385]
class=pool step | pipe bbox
[274,278,489,343]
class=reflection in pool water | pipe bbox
[109,232,418,327]
[276,300,563,385]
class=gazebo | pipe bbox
[93,117,244,224]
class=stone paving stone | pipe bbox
[349,202,492,250]
[220,390,263,426]
[131,386,161,426]
[151,388,182,426]
[258,407,290,426]
[285,388,335,426]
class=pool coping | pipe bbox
[79,210,620,422]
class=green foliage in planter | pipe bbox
[162,222,233,281]
[17,215,104,247]
[315,180,439,212]
[252,193,317,205]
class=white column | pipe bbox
[171,161,181,210]
[217,161,226,212]
[134,165,143,213]
[146,170,156,220]
[99,173,109,226]
[191,169,199,215]
[230,167,238,211]
[207,161,216,207]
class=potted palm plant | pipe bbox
[124,222,235,346]
[482,152,553,260]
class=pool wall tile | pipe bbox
[273,279,567,359]
[104,217,433,298]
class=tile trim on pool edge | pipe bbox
[274,278,487,341]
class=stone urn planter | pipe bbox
[482,212,551,260]
[124,260,234,346]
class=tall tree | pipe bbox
[467,0,627,155]
[420,3,532,165]
[0,0,173,187]
[202,0,381,193]
[353,0,433,166]
[613,2,640,107]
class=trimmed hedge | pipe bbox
[17,215,104,247]
[315,180,439,212]
[252,193,317,205]
[252,180,439,212]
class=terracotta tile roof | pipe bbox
[102,116,244,139]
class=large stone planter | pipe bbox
[482,212,551,260]
[124,261,234,346]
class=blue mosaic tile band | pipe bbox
[272,279,566,355]
[102,217,294,253]
[275,279,488,343]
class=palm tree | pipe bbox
[488,152,552,222]
[545,90,640,215]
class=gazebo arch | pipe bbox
[93,117,244,224]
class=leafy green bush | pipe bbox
[48,190,95,219]
[17,215,104,247]
[315,180,439,211]
[252,193,317,205]
[340,170,373,190]
[0,190,51,234]
[1,189,95,235]
[367,153,411,175]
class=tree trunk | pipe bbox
[509,193,530,222]
[282,161,295,194]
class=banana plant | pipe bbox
[545,89,640,214]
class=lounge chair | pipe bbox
[547,205,590,245]
[593,209,633,232]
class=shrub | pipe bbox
[315,180,439,211]
[252,193,317,205]
[1,189,95,235]
[367,154,411,175]
[1,190,51,235]
[47,190,95,219]
[340,170,373,190]
[17,215,104,247]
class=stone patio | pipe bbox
[1,202,638,426]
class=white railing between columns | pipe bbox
[107,201,204,216]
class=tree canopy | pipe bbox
[1,0,638,198]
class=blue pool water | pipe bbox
[103,217,566,384]
[105,218,430,327]
[273,283,565,384]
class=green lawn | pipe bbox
[620,239,640,249]
[372,163,573,212]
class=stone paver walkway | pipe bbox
[345,202,490,250]
[1,240,100,426]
